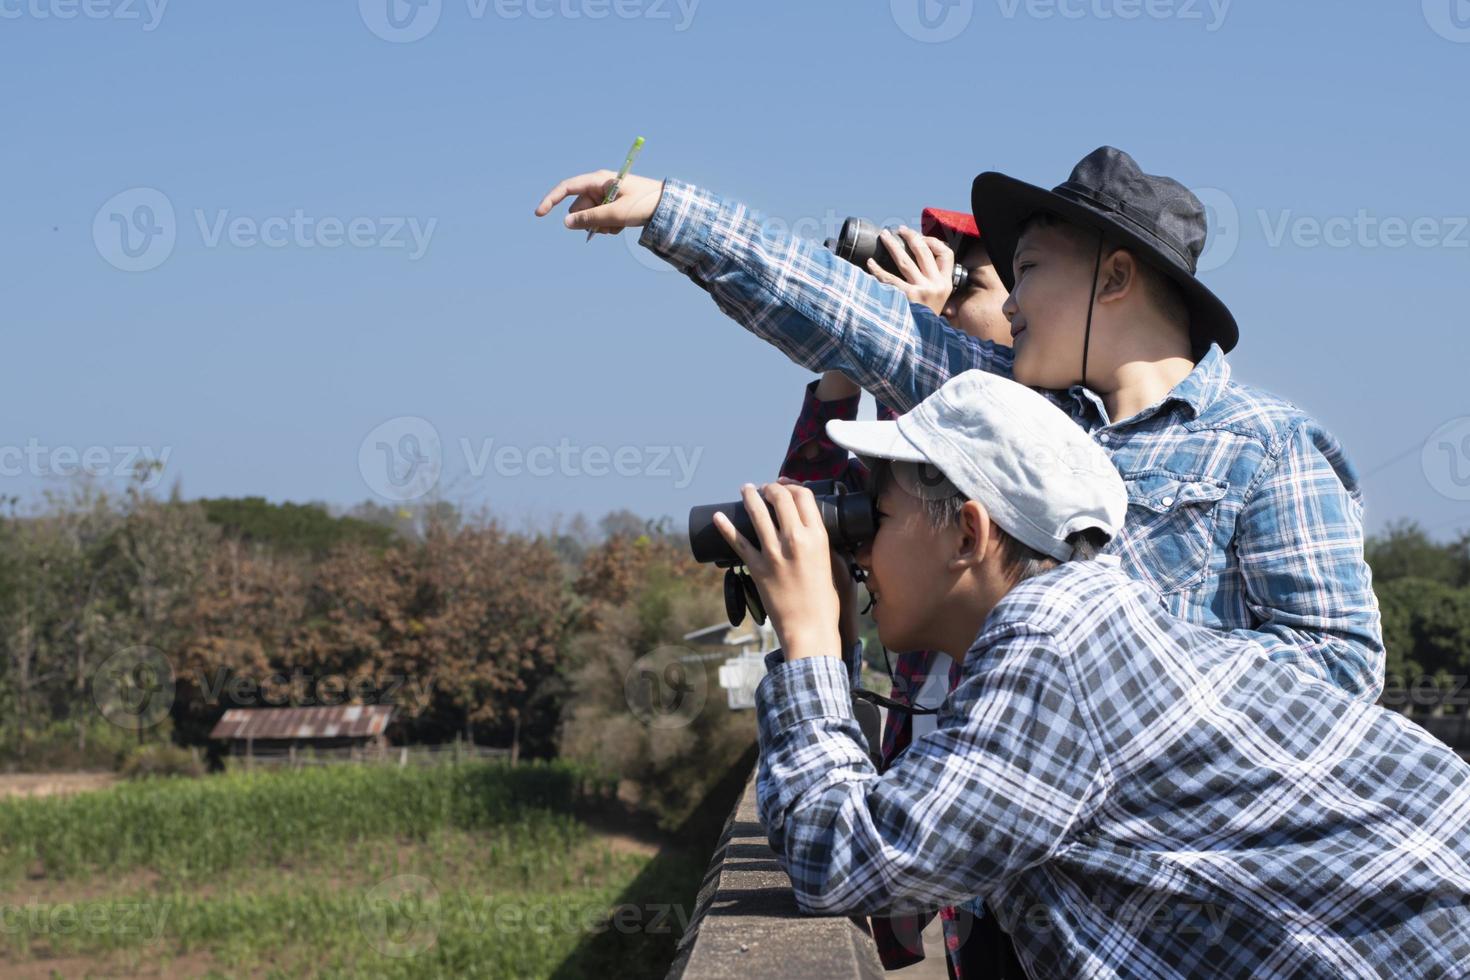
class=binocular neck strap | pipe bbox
[853,688,939,716]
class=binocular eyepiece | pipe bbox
[687,480,877,627]
[825,217,971,292]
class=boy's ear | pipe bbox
[1097,247,1137,305]
[951,499,994,571]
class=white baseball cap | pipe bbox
[826,370,1126,561]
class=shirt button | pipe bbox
[1096,432,1110,443]
[1161,496,1175,507]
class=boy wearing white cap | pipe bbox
[712,371,1470,980]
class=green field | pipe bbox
[0,762,707,978]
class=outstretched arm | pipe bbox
[537,171,1015,412]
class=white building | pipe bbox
[681,620,779,710]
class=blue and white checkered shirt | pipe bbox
[641,180,1384,701]
[754,558,1470,979]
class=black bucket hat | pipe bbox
[972,146,1238,354]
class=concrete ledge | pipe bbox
[666,768,884,980]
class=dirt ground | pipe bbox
[0,772,119,801]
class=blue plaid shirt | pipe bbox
[754,558,1470,979]
[641,180,1384,702]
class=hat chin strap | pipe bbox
[1081,233,1104,393]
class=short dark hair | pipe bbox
[866,458,1109,584]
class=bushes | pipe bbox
[0,718,151,774]
[119,742,205,780]
[560,539,755,831]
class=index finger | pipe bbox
[788,483,821,528]
[761,482,802,543]
[924,235,954,263]
[741,483,780,555]
[534,171,614,217]
[879,229,922,281]
[897,227,938,278]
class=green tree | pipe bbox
[199,497,394,555]
[1367,521,1468,588]
[1376,577,1470,714]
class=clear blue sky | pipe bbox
[4,1,1468,537]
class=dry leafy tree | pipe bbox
[301,521,568,758]
[560,532,753,829]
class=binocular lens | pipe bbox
[687,479,877,568]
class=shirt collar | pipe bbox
[1065,343,1230,427]
[1165,343,1230,420]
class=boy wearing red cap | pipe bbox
[777,205,1011,978]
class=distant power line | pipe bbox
[1360,442,1423,480]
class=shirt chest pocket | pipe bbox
[1117,473,1228,596]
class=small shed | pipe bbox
[208,705,394,758]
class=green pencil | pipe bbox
[586,136,646,242]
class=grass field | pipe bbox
[0,761,707,978]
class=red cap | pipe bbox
[920,207,980,242]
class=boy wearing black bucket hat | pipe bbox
[536,148,1384,704]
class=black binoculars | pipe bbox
[688,480,877,627]
[825,217,971,292]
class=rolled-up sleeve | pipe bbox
[778,379,863,484]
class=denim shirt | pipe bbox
[641,179,1384,701]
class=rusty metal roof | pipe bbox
[208,704,394,741]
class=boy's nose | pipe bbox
[854,539,873,569]
[1002,290,1018,318]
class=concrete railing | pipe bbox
[665,769,885,980]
